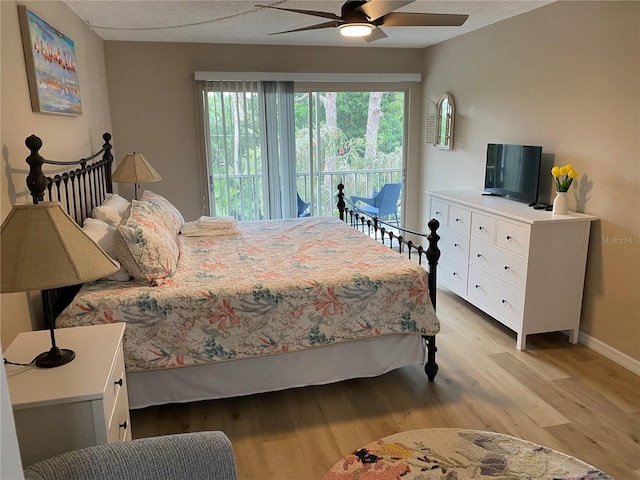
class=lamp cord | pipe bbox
[3,356,37,367]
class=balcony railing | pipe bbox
[297,168,402,218]
[210,167,402,220]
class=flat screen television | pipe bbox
[484,143,542,204]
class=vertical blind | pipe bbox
[201,79,296,220]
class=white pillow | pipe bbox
[106,193,129,206]
[82,218,132,281]
[92,193,130,227]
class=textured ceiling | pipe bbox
[64,0,553,49]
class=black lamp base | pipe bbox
[35,346,75,368]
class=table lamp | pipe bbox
[111,152,161,200]
[1,202,119,368]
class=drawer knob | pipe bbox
[475,284,480,289]
[501,299,507,304]
[114,378,123,387]
[452,272,457,276]
[477,253,482,258]
[506,235,512,240]
[435,211,441,215]
[478,226,484,231]
[119,420,128,430]
[504,265,510,271]
[454,243,459,247]
[455,218,461,222]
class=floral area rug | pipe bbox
[322,428,613,479]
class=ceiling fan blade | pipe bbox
[381,12,469,27]
[359,0,414,22]
[256,5,340,21]
[268,20,341,36]
[364,26,388,42]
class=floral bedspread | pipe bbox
[57,217,439,372]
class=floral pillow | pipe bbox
[114,200,180,285]
[141,190,184,238]
[92,193,130,227]
[82,218,131,282]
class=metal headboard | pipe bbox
[25,132,114,225]
[24,132,115,324]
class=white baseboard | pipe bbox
[578,331,640,376]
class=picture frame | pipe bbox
[18,5,82,115]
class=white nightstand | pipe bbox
[4,323,131,467]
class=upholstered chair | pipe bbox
[23,431,237,480]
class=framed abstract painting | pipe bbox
[18,6,82,115]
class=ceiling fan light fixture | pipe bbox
[339,23,373,37]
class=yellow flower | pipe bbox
[552,163,581,192]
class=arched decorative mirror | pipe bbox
[435,93,455,150]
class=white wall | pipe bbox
[1,0,113,348]
[420,1,640,360]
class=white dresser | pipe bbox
[428,190,596,350]
[5,323,131,466]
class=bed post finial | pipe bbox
[337,183,345,221]
[25,134,46,204]
[102,132,114,193]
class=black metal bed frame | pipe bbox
[25,133,114,324]
[24,133,440,381]
[336,183,440,381]
[26,132,114,223]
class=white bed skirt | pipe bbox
[127,335,426,409]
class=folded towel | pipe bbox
[181,221,238,237]
[196,216,238,230]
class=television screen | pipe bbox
[484,143,542,204]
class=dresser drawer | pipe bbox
[430,199,448,225]
[103,342,126,427]
[471,212,496,244]
[469,239,527,289]
[448,205,471,235]
[439,254,468,295]
[468,266,523,328]
[496,220,530,256]
[107,384,131,443]
[438,227,470,260]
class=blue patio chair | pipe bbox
[351,182,402,225]
[297,192,310,217]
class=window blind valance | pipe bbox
[194,71,420,83]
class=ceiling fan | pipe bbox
[256,0,469,42]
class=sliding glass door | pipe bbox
[200,81,406,223]
[295,89,406,220]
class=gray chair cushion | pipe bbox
[23,431,237,480]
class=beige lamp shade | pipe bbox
[112,153,162,184]
[1,202,120,293]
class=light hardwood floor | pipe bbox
[131,288,640,479]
